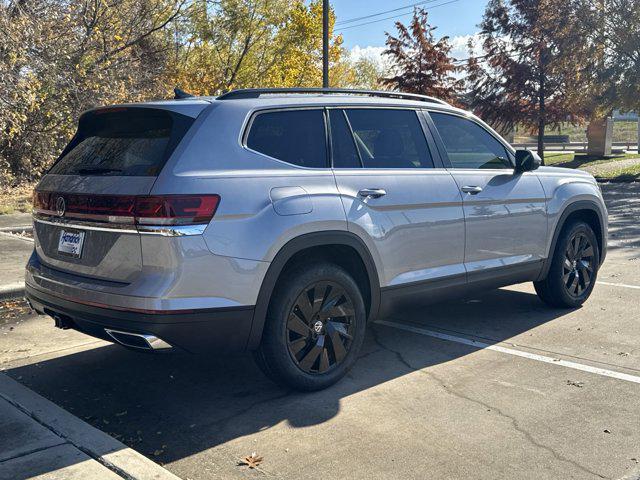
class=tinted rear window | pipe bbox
[344,109,434,169]
[49,108,194,176]
[246,110,327,168]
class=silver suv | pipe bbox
[26,88,608,390]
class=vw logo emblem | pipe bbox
[313,320,323,334]
[55,196,66,217]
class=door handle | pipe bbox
[358,188,387,199]
[461,185,483,195]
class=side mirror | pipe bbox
[514,149,541,173]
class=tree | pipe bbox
[0,0,186,183]
[466,0,590,162]
[574,0,640,116]
[171,0,353,94]
[348,56,386,90]
[0,0,366,184]
[381,8,462,104]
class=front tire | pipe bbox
[254,262,366,391]
[534,220,599,308]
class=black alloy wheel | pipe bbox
[562,231,596,297]
[254,261,366,391]
[286,281,355,374]
[534,220,600,308]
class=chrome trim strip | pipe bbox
[33,215,139,234]
[137,224,207,236]
[33,214,207,236]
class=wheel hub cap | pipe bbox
[562,232,595,298]
[285,281,356,374]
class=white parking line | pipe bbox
[597,281,640,290]
[375,320,640,385]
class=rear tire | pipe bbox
[254,262,366,391]
[534,221,599,308]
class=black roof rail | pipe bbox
[216,88,450,105]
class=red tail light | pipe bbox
[34,192,220,226]
[134,195,220,225]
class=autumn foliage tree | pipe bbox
[466,0,590,161]
[382,8,462,104]
[0,0,367,185]
[0,0,186,182]
[574,0,640,116]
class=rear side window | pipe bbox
[49,108,194,176]
[344,109,434,169]
[430,112,512,169]
[246,110,327,168]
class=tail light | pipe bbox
[33,192,220,226]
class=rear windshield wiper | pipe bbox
[76,167,123,175]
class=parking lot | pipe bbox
[1,183,639,480]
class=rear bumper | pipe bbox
[25,284,255,354]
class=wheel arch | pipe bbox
[246,231,381,350]
[538,200,606,281]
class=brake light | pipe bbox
[33,192,220,226]
[134,195,220,225]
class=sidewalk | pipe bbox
[0,213,33,300]
[0,374,180,480]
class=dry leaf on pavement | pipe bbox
[239,452,264,469]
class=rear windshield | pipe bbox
[49,108,194,176]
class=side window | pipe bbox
[329,109,361,168]
[246,110,327,168]
[430,112,512,169]
[343,109,434,169]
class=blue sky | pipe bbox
[331,0,488,61]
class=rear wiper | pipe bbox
[76,167,123,175]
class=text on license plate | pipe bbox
[58,230,85,257]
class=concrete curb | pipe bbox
[0,283,25,301]
[0,225,32,233]
[0,374,181,480]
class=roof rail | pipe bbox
[216,88,450,105]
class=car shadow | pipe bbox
[6,287,572,465]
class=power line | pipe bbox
[336,0,460,32]
[335,0,443,26]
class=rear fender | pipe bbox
[246,231,380,350]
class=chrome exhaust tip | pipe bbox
[104,329,173,351]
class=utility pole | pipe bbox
[322,0,329,88]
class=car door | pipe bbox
[329,107,466,297]
[427,111,547,281]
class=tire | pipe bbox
[254,262,367,391]
[534,220,600,308]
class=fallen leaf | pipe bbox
[604,429,611,434]
[239,452,264,469]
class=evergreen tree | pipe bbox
[381,8,462,105]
